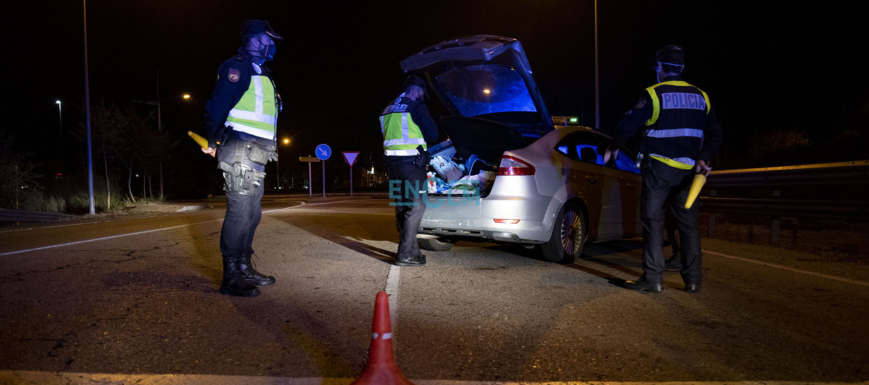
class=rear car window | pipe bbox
[436,64,537,117]
[575,133,604,165]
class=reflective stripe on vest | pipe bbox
[381,96,427,157]
[225,75,277,139]
[649,154,695,169]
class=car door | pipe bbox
[558,131,622,240]
[596,135,643,238]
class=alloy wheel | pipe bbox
[560,209,582,255]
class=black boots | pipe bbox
[239,254,276,286]
[395,253,426,267]
[624,275,664,293]
[220,256,260,297]
[685,282,702,294]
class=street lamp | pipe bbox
[55,100,63,172]
[149,69,191,200]
[277,138,290,189]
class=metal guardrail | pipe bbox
[705,160,869,187]
[697,160,869,244]
[0,209,75,223]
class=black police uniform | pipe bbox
[382,92,439,265]
[609,73,722,290]
[204,21,281,297]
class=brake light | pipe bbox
[497,156,536,176]
[494,219,520,224]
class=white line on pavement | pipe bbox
[0,216,166,234]
[0,201,353,258]
[703,249,869,287]
[385,264,401,343]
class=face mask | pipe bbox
[262,43,276,62]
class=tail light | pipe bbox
[497,155,536,176]
[494,219,520,224]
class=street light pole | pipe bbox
[594,0,600,129]
[83,0,95,215]
[56,100,63,172]
[157,69,163,200]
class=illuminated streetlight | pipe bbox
[483,89,490,94]
[182,94,191,99]
[277,138,291,189]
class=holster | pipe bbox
[412,145,430,169]
[219,161,267,196]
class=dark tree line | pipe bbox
[74,100,176,209]
[0,131,41,209]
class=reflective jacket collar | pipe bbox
[662,74,683,82]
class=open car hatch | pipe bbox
[400,35,554,146]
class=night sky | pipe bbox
[6,1,865,197]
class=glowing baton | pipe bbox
[684,173,707,209]
[187,131,208,149]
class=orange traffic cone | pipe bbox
[350,291,414,385]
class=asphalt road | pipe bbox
[1,198,867,383]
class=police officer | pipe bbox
[202,20,283,297]
[381,75,439,266]
[603,45,722,293]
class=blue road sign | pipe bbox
[315,144,332,160]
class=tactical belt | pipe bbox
[218,140,278,196]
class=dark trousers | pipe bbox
[387,161,427,260]
[220,185,264,258]
[216,132,267,259]
[664,206,681,257]
[640,159,702,284]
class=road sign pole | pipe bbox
[322,161,326,198]
[308,161,312,196]
[341,151,360,198]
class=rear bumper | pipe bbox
[417,188,553,243]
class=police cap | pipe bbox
[403,75,427,90]
[656,45,684,65]
[241,20,283,42]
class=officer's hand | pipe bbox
[696,160,712,176]
[202,147,216,158]
[603,149,618,165]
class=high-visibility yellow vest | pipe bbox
[380,93,427,156]
[643,80,711,170]
[225,75,277,140]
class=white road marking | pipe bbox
[0,371,862,385]
[0,216,163,234]
[0,201,353,258]
[703,249,869,287]
[385,263,401,345]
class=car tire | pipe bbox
[539,202,587,264]
[418,237,456,252]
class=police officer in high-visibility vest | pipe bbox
[381,75,439,266]
[202,20,282,297]
[604,45,723,293]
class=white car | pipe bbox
[402,35,642,263]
